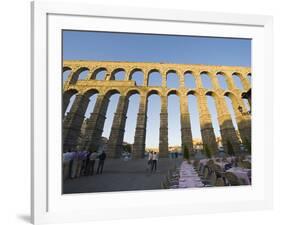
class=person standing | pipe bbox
[63,150,71,180]
[75,150,84,178]
[68,150,75,178]
[147,151,153,171]
[81,150,89,176]
[71,150,79,179]
[151,152,158,172]
[88,151,98,175]
[97,151,106,174]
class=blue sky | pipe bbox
[63,30,251,147]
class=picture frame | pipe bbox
[31,1,273,224]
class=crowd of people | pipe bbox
[63,149,107,180]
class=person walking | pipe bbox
[96,151,106,174]
[151,152,158,172]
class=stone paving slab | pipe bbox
[63,158,182,194]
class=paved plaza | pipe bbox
[63,158,182,194]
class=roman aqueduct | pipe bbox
[63,60,251,158]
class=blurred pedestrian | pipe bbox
[88,150,98,175]
[151,152,158,172]
[97,151,106,174]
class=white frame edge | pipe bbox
[31,1,274,224]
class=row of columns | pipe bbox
[64,67,251,91]
[63,89,251,158]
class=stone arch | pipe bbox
[83,88,100,98]
[232,72,244,90]
[184,71,196,89]
[205,90,219,99]
[111,68,126,80]
[167,89,180,96]
[187,89,199,97]
[90,67,107,80]
[63,89,78,116]
[125,89,141,98]
[223,92,240,129]
[148,69,162,86]
[166,70,180,88]
[62,67,72,82]
[100,90,121,143]
[104,89,121,98]
[63,66,72,73]
[200,71,212,89]
[129,68,144,85]
[167,91,181,152]
[187,91,202,145]
[216,71,229,90]
[78,89,101,121]
[224,91,239,106]
[122,91,141,154]
[147,89,161,98]
[204,92,221,139]
[71,67,90,83]
[145,90,161,152]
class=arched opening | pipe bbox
[92,68,107,80]
[232,73,244,90]
[63,68,72,82]
[101,92,121,139]
[146,92,161,150]
[247,73,251,84]
[129,69,144,86]
[123,92,140,145]
[148,69,162,86]
[200,72,212,89]
[187,92,202,151]
[166,70,179,88]
[243,98,251,112]
[63,89,78,116]
[83,93,98,119]
[224,94,238,131]
[112,69,126,81]
[77,68,89,80]
[64,94,76,116]
[167,92,181,152]
[217,72,228,90]
[206,92,221,140]
[78,91,99,142]
[184,71,196,89]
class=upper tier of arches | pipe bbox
[63,61,251,91]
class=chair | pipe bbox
[193,160,200,171]
[242,161,251,169]
[215,177,225,186]
[225,172,240,186]
[203,166,211,179]
[209,172,217,186]
[207,160,214,167]
[161,182,168,189]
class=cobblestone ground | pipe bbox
[63,158,182,194]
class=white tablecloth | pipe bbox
[178,161,204,188]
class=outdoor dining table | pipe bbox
[178,161,204,188]
[226,167,251,185]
